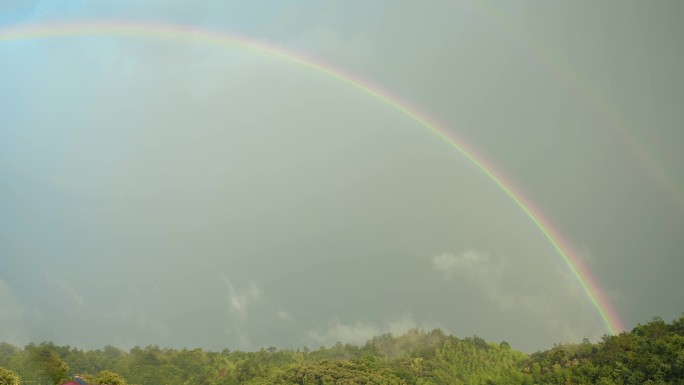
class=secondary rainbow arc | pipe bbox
[468,1,684,217]
[0,19,625,335]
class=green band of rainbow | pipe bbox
[0,19,624,335]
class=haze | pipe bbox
[1,0,682,353]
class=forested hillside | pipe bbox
[523,315,684,384]
[0,315,681,385]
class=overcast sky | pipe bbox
[1,0,682,353]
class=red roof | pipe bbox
[61,382,80,385]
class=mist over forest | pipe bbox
[1,315,682,385]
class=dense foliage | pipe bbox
[0,315,681,385]
[523,316,684,385]
[0,367,20,385]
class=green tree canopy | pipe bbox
[93,370,127,385]
[27,345,70,385]
[0,367,20,385]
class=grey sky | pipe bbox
[1,1,682,353]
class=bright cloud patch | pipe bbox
[432,251,598,343]
[432,251,496,279]
[308,315,441,346]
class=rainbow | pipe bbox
[469,1,684,216]
[0,19,624,334]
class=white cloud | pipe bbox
[431,250,601,341]
[220,275,261,319]
[432,250,498,279]
[433,250,532,311]
[387,314,440,336]
[308,314,443,347]
[309,320,379,346]
[221,276,246,316]
[219,276,265,349]
[277,310,293,322]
